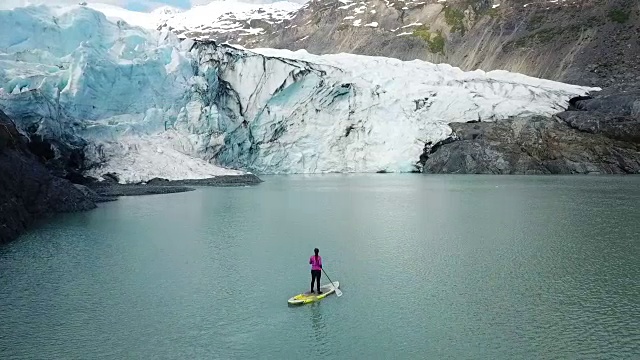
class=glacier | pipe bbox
[0,5,599,182]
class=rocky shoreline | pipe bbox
[88,184,196,198]
[86,174,263,197]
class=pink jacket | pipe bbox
[309,255,322,271]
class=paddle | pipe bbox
[322,268,342,297]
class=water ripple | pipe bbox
[1,175,639,359]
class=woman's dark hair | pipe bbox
[314,248,319,254]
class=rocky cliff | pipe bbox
[0,110,97,244]
[420,87,640,174]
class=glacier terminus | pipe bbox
[0,5,599,182]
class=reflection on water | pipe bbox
[309,303,330,354]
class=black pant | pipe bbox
[311,270,321,292]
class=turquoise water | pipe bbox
[1,175,639,359]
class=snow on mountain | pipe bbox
[83,0,302,41]
[150,5,182,16]
[0,5,598,181]
[161,0,301,39]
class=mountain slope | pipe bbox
[253,0,640,86]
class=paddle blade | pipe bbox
[335,288,343,297]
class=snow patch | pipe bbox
[338,3,358,10]
[402,22,423,28]
[353,6,367,14]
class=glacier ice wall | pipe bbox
[0,5,599,181]
[195,44,601,174]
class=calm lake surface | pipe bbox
[1,175,639,359]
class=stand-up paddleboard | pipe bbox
[288,282,340,306]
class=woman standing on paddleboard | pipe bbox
[310,248,323,294]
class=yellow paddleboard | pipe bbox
[287,282,340,306]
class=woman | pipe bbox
[309,248,323,294]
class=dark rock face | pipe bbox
[0,110,96,244]
[25,133,87,182]
[557,111,640,143]
[421,91,640,174]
